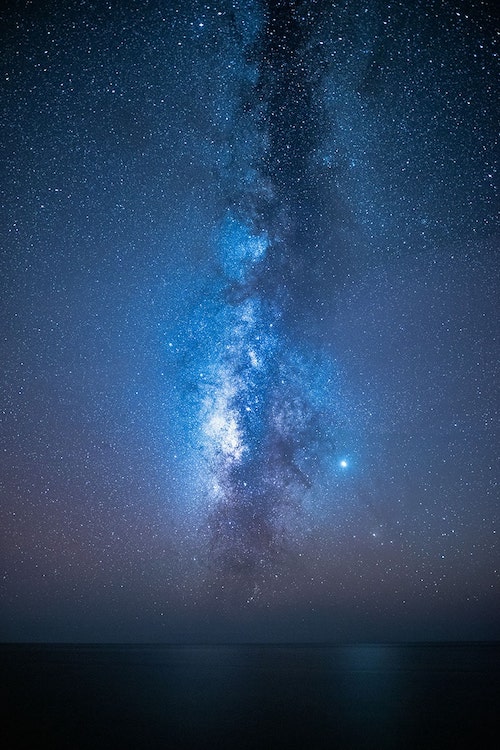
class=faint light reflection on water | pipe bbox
[334,645,409,746]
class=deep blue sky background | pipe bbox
[1,0,498,642]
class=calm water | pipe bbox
[1,643,498,749]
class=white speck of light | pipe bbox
[340,459,348,468]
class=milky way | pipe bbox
[191,1,341,594]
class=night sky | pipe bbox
[1,0,498,643]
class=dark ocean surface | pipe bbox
[1,643,498,749]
